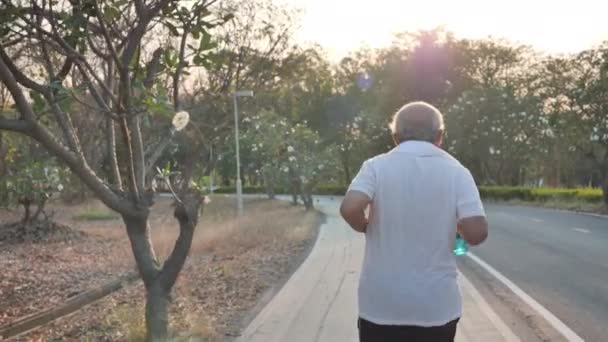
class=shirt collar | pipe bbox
[394,140,444,156]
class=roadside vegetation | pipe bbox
[2,197,320,341]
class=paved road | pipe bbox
[473,204,608,342]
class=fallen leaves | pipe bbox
[2,198,320,341]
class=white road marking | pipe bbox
[467,253,584,342]
[573,228,590,234]
[531,218,543,223]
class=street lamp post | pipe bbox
[233,90,253,216]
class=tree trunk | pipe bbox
[602,172,608,205]
[289,169,300,205]
[145,282,170,341]
[122,193,204,342]
[20,199,31,224]
[262,168,275,200]
[302,188,314,210]
[123,213,164,341]
[341,152,352,185]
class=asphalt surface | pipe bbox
[472,204,608,342]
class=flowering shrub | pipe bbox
[1,161,66,223]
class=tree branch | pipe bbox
[74,63,118,120]
[0,55,136,216]
[173,29,189,111]
[118,117,141,199]
[144,132,174,177]
[93,0,124,69]
[131,116,146,191]
[0,47,47,94]
[56,58,73,81]
[0,117,30,132]
[124,215,161,285]
[103,61,123,190]
[159,192,204,292]
[143,48,163,89]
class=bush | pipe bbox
[214,185,603,204]
[479,186,603,203]
[72,209,119,221]
[214,185,348,196]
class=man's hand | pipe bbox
[340,191,371,233]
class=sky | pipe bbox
[284,0,608,60]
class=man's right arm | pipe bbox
[456,169,488,246]
[458,216,488,246]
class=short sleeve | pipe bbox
[456,168,485,220]
[347,160,376,200]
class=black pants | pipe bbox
[358,317,459,342]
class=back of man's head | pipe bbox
[390,101,444,144]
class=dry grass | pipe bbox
[12,195,321,341]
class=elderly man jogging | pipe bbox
[340,101,488,342]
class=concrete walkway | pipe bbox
[237,197,519,342]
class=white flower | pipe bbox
[255,124,260,130]
[591,134,600,142]
[282,167,289,173]
[318,164,324,170]
[489,146,495,155]
[352,123,359,129]
[287,146,295,153]
[57,184,64,192]
[289,156,297,162]
[204,196,212,204]
[172,111,190,131]
[568,146,577,152]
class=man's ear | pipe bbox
[392,133,400,146]
[434,130,444,147]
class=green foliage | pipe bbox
[215,183,348,196]
[215,185,603,203]
[73,210,119,221]
[479,186,603,203]
[1,161,67,209]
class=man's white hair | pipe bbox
[389,101,445,142]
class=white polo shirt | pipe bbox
[348,141,485,326]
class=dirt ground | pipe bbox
[0,196,321,341]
